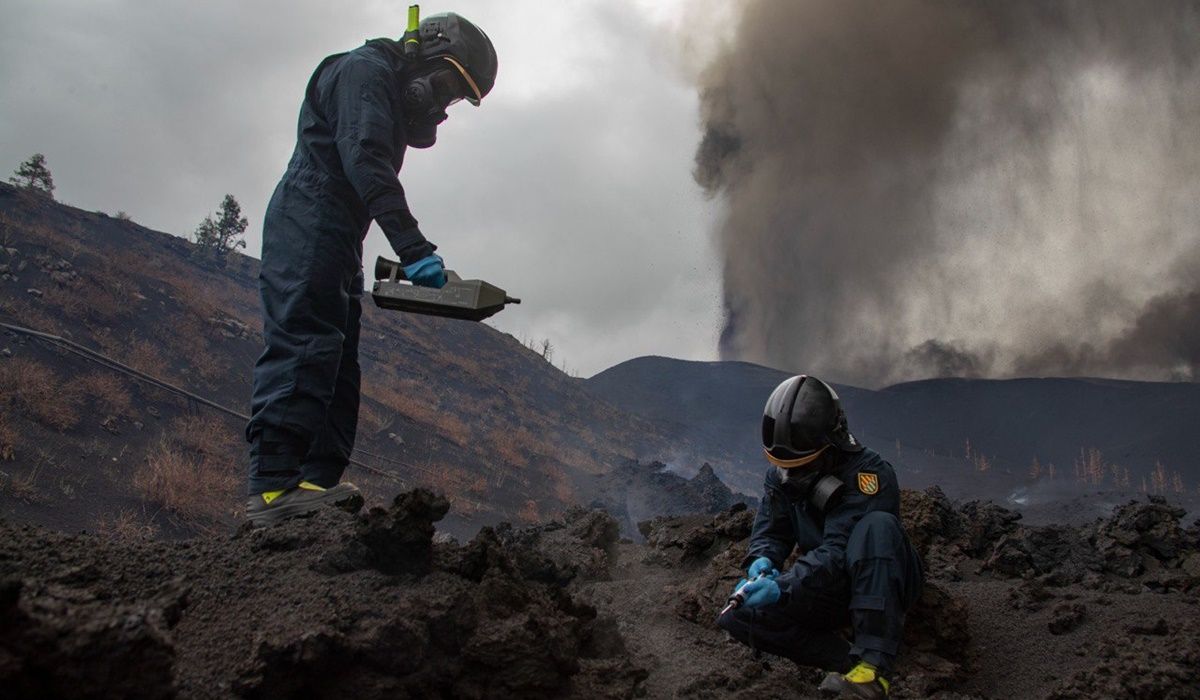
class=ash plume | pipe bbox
[693,0,1200,386]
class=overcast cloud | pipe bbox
[0,0,722,377]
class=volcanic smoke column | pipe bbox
[693,0,1200,386]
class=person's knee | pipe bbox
[859,511,901,532]
[847,511,905,562]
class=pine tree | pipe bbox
[193,194,248,267]
[9,153,55,198]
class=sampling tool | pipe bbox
[371,256,521,321]
[719,573,769,617]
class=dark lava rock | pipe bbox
[900,487,1021,577]
[0,577,178,699]
[981,496,1200,590]
[237,512,637,699]
[320,489,449,575]
[957,500,1023,557]
[589,460,757,538]
[1091,497,1192,578]
[1049,614,1200,699]
[1047,602,1086,635]
[494,507,621,586]
[984,525,1099,581]
[639,502,754,568]
[1007,576,1057,611]
[899,486,964,556]
[0,490,647,700]
[1125,617,1169,636]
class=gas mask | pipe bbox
[402,66,469,149]
[776,450,845,513]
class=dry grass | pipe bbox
[357,400,392,436]
[0,411,16,460]
[2,465,44,504]
[0,358,83,430]
[77,372,134,418]
[40,284,90,319]
[167,413,238,458]
[517,499,540,524]
[132,438,237,525]
[187,342,228,384]
[491,426,534,469]
[1,297,73,338]
[95,508,160,540]
[365,380,472,447]
[122,336,170,380]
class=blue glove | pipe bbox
[748,556,778,579]
[739,576,781,609]
[403,254,446,289]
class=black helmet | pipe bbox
[761,375,862,468]
[417,12,498,105]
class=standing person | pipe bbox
[245,12,498,526]
[718,375,924,699]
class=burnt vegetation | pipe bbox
[0,181,684,536]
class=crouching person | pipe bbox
[718,375,923,699]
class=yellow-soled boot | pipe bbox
[245,481,362,527]
[818,661,890,699]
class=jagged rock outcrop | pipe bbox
[588,460,757,538]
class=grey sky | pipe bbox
[0,0,722,377]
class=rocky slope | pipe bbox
[2,488,1197,699]
[0,182,694,537]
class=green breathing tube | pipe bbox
[403,5,421,58]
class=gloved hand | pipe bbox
[738,576,781,609]
[403,254,447,289]
[748,556,778,579]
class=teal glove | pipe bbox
[403,254,446,289]
[748,556,778,579]
[739,576,781,609]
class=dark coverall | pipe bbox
[718,448,924,676]
[246,39,431,495]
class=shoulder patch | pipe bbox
[857,472,879,496]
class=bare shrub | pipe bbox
[2,465,44,504]
[189,344,227,383]
[40,284,89,319]
[132,438,237,524]
[76,372,134,417]
[122,336,169,379]
[0,358,83,430]
[166,275,221,322]
[95,508,160,540]
[3,297,71,337]
[518,499,540,524]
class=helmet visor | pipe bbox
[441,55,482,105]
